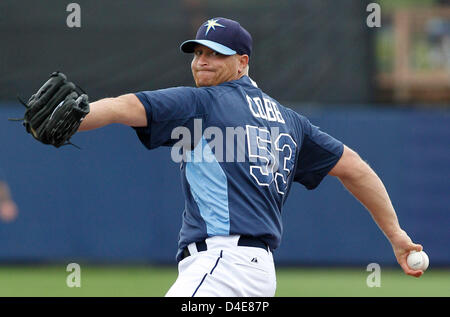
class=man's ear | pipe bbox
[238,54,249,74]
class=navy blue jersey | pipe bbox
[133,76,343,262]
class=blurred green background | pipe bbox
[1,265,448,297]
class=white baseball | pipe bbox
[407,250,429,271]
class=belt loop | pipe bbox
[187,242,197,255]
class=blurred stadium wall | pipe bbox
[0,107,448,266]
[0,0,374,104]
[0,1,449,266]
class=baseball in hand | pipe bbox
[407,250,429,271]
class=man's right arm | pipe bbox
[78,93,147,131]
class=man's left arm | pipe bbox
[328,145,423,277]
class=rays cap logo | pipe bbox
[180,17,252,57]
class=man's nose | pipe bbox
[196,54,208,66]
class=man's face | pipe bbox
[191,45,246,87]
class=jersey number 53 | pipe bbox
[246,125,297,195]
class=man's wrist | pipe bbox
[385,228,406,243]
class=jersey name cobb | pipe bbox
[246,95,285,124]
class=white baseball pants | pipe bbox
[165,235,277,297]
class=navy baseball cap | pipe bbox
[180,17,252,57]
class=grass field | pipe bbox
[0,265,448,297]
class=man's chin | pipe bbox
[194,74,218,87]
[195,80,215,87]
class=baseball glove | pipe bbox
[11,71,90,148]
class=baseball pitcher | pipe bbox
[15,17,424,297]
